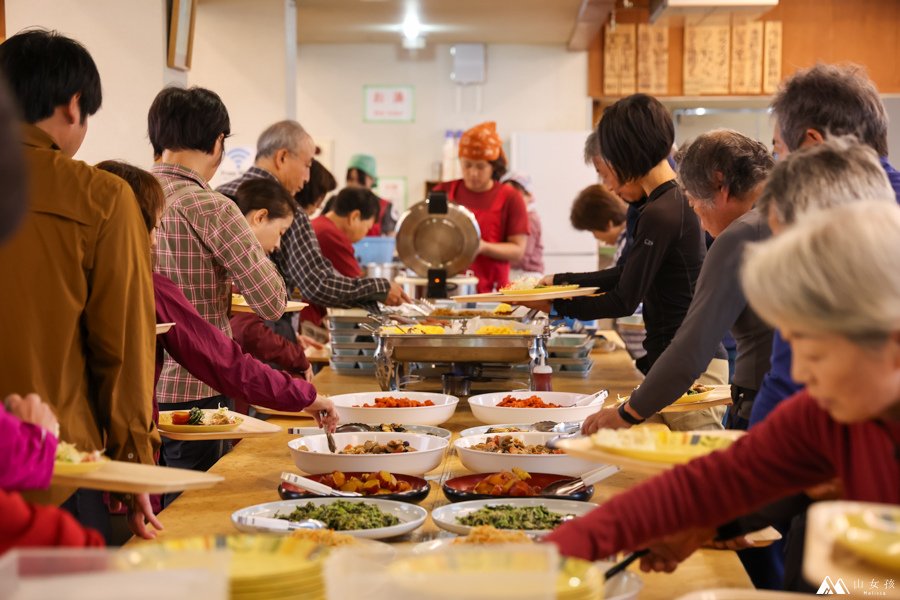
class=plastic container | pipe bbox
[353,237,396,264]
[441,129,456,182]
[0,548,227,600]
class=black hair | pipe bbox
[490,155,508,181]
[598,93,674,183]
[346,167,372,186]
[0,29,102,124]
[296,159,337,210]
[234,178,298,220]
[330,187,380,220]
[147,86,230,155]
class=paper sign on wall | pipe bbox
[209,145,255,189]
[364,86,414,123]
[375,176,408,210]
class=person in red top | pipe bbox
[229,178,313,385]
[545,202,900,585]
[433,122,529,293]
[303,187,381,326]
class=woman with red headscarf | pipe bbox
[433,122,530,293]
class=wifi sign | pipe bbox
[227,147,252,171]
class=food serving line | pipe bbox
[132,340,754,599]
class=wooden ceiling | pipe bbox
[295,0,605,46]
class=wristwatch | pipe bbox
[618,402,646,425]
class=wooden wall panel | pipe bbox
[588,0,900,98]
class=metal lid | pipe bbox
[395,192,481,278]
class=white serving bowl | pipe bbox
[454,432,599,476]
[467,391,603,425]
[288,432,449,476]
[329,392,459,426]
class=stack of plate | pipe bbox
[327,309,377,375]
[547,335,595,378]
[134,534,327,600]
[557,558,604,600]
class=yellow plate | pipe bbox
[53,459,107,475]
[834,510,900,572]
[158,411,243,433]
[499,285,579,296]
[673,389,713,405]
[595,432,735,465]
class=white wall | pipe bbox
[6,0,178,168]
[190,0,291,158]
[296,43,590,208]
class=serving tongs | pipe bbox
[280,472,362,497]
[235,515,326,532]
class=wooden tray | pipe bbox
[804,501,900,597]
[156,322,175,335]
[556,430,744,476]
[231,300,307,314]
[615,385,732,414]
[158,410,281,441]
[251,405,314,418]
[451,287,599,303]
[51,460,223,494]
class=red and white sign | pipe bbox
[364,86,414,122]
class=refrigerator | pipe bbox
[509,130,600,275]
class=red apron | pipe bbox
[446,180,510,293]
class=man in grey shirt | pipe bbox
[583,130,775,433]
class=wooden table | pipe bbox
[136,343,753,598]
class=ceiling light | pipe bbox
[402,12,421,41]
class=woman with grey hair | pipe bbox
[547,201,900,584]
[582,129,774,433]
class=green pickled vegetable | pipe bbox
[275,500,400,531]
[457,505,570,530]
[187,407,204,425]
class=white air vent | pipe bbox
[649,0,778,24]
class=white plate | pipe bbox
[328,392,459,426]
[431,497,598,536]
[231,497,427,540]
[292,424,452,439]
[155,322,175,335]
[467,391,603,425]
[455,432,600,476]
[675,590,811,599]
[288,432,449,476]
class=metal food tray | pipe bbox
[375,332,541,364]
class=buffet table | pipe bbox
[139,343,754,598]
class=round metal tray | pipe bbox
[395,198,480,278]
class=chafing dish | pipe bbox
[373,320,549,391]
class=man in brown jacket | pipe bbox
[0,30,161,540]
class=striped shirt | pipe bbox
[218,167,390,308]
[152,163,286,403]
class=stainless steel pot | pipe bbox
[395,273,478,300]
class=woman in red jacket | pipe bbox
[546,201,900,580]
[433,122,529,293]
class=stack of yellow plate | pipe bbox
[592,428,737,465]
[557,558,603,600]
[834,507,900,572]
[133,534,326,600]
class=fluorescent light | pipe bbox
[402,12,421,41]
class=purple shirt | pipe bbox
[0,405,57,491]
[153,274,317,417]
